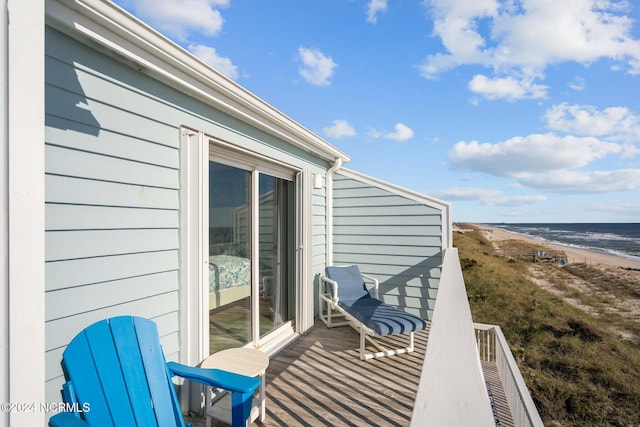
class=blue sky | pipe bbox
[113,0,640,223]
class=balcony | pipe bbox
[188,249,542,426]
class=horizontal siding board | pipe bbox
[46,204,178,231]
[47,56,180,148]
[312,204,326,216]
[333,215,440,226]
[334,205,440,217]
[333,225,442,236]
[312,224,326,238]
[312,253,326,267]
[46,115,179,168]
[45,347,65,382]
[333,243,441,257]
[46,175,178,209]
[335,264,442,282]
[333,196,428,208]
[154,311,181,341]
[159,332,180,362]
[333,234,441,247]
[333,186,401,199]
[45,293,180,351]
[380,285,439,299]
[332,253,438,267]
[46,145,178,189]
[380,295,429,310]
[367,264,442,279]
[46,250,179,291]
[45,270,179,321]
[46,229,179,261]
[45,83,179,149]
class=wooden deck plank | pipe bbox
[261,319,429,426]
[187,318,513,426]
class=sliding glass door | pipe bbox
[258,175,294,339]
[208,160,295,354]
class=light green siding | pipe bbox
[332,172,444,320]
[44,26,330,403]
[44,27,183,400]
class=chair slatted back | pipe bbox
[61,316,185,427]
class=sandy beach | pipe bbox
[477,224,640,270]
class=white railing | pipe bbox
[411,248,496,426]
[475,323,544,427]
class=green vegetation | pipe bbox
[454,227,640,427]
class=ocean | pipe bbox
[486,223,640,261]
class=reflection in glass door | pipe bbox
[208,162,251,353]
[258,175,294,340]
[208,160,295,354]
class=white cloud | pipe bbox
[447,132,640,194]
[367,128,383,139]
[123,0,229,40]
[468,74,548,100]
[297,47,337,86]
[367,0,388,24]
[322,120,356,138]
[189,44,238,79]
[568,77,586,91]
[449,133,621,177]
[420,0,640,98]
[492,194,547,206]
[428,187,502,201]
[428,187,545,206]
[384,123,414,141]
[544,103,640,142]
[520,169,640,193]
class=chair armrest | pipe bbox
[48,412,89,427]
[319,275,339,302]
[361,272,379,299]
[167,362,260,394]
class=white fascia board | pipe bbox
[337,168,453,249]
[45,0,351,164]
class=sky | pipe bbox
[112,0,640,223]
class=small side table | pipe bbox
[201,348,269,426]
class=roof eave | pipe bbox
[45,0,351,164]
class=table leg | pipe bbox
[205,386,212,427]
[259,372,266,422]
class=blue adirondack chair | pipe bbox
[49,316,261,427]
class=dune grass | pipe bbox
[454,228,640,426]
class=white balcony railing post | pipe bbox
[474,323,544,427]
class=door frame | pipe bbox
[180,128,309,364]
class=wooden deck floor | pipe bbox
[187,319,514,426]
[262,320,429,426]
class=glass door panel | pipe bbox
[258,175,294,339]
[208,161,251,353]
[208,157,295,354]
